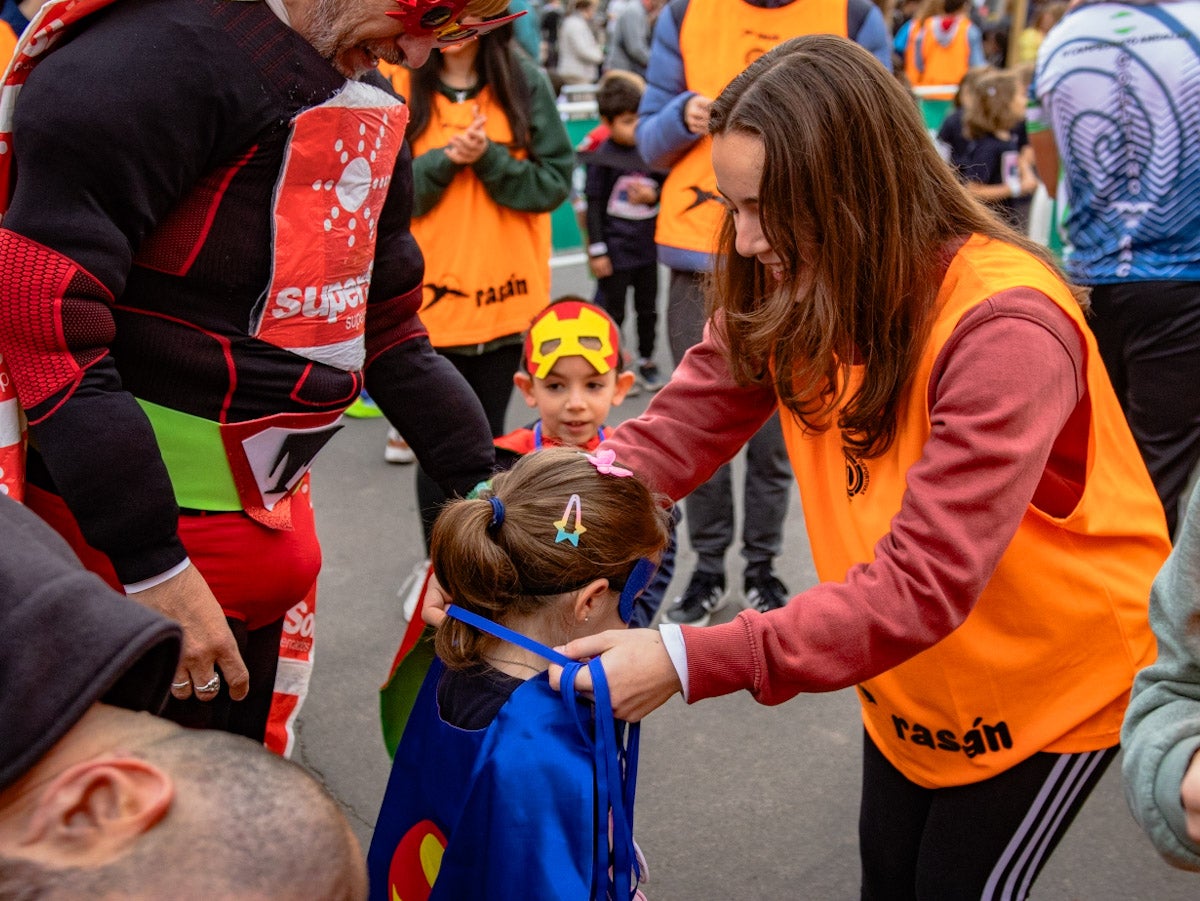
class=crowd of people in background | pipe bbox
[4,0,1200,897]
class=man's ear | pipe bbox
[610,370,636,405]
[513,371,539,408]
[20,756,174,866]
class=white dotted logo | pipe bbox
[313,117,394,248]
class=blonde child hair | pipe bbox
[965,68,1025,140]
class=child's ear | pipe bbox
[573,578,612,624]
[513,371,538,408]
[611,370,637,405]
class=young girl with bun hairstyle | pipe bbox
[368,446,669,900]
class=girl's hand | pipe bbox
[420,571,451,627]
[589,254,613,279]
[549,628,682,721]
[446,110,489,165]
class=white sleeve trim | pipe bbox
[124,558,191,594]
[658,622,689,701]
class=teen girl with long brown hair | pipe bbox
[546,34,1171,899]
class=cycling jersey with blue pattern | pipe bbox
[1028,1,1200,284]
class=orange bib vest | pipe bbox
[655,0,849,256]
[388,68,551,347]
[902,19,922,86]
[781,236,1167,788]
[914,16,971,99]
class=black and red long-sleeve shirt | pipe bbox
[0,0,493,583]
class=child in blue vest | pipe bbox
[367,446,669,900]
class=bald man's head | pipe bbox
[0,713,365,900]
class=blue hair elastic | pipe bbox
[487,496,505,533]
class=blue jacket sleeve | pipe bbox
[852,1,894,72]
[968,23,986,68]
[634,1,699,171]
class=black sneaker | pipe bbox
[744,570,789,613]
[637,359,663,392]
[665,571,728,627]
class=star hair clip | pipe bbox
[582,448,633,478]
[554,494,587,546]
[387,0,526,47]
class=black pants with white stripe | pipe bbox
[858,731,1117,900]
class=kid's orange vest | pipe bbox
[782,236,1168,788]
[387,67,550,347]
[655,0,849,257]
[914,15,971,99]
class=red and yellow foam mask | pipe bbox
[524,301,621,380]
[387,0,525,47]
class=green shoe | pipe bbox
[345,391,384,419]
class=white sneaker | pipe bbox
[385,427,416,464]
[399,559,432,622]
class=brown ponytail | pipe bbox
[430,447,670,668]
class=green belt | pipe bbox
[137,399,241,511]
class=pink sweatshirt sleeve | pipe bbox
[603,318,780,500]
[681,289,1088,704]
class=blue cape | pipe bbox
[368,610,640,900]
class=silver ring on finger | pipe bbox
[195,674,221,693]
[171,679,192,690]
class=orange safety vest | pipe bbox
[0,22,17,72]
[902,18,923,86]
[914,15,970,99]
[386,67,550,348]
[655,0,849,257]
[782,236,1167,788]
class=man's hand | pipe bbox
[1181,750,1200,842]
[548,628,682,721]
[684,94,712,135]
[130,564,249,702]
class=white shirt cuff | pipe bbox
[124,557,191,594]
[658,622,689,701]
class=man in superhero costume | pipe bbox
[0,0,519,742]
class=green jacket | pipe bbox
[1123,485,1200,871]
[410,53,573,218]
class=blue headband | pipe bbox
[517,556,657,624]
[614,557,657,624]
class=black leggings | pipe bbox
[596,261,659,361]
[1087,280,1200,536]
[416,342,524,548]
[160,616,285,743]
[859,731,1116,901]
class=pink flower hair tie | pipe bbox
[582,448,633,478]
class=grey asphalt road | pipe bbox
[297,261,1196,899]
